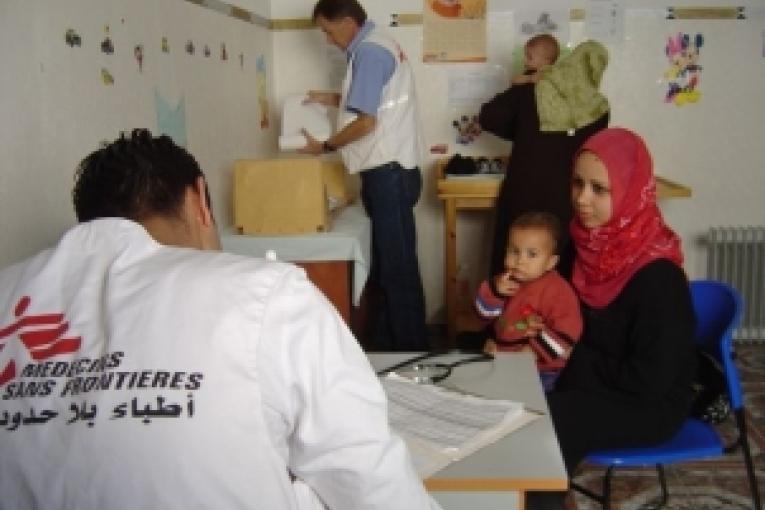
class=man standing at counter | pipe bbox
[299,0,428,352]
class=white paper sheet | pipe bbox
[279,94,332,151]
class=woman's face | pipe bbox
[572,151,612,229]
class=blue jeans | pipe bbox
[361,162,428,351]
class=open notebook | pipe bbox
[381,374,540,478]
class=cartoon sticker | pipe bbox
[161,37,169,53]
[101,68,114,85]
[65,29,82,48]
[203,45,211,58]
[101,25,114,55]
[134,45,144,73]
[185,40,195,55]
[664,32,704,106]
[256,55,270,129]
[452,115,481,145]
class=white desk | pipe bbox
[369,352,567,510]
[221,202,371,307]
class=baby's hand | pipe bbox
[483,339,498,354]
[524,314,545,338]
[494,271,520,297]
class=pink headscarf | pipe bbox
[570,128,684,308]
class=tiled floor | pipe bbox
[568,343,765,510]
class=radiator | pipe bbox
[706,227,765,341]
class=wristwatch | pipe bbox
[322,140,336,153]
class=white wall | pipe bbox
[2,0,764,325]
[0,0,277,268]
[270,0,765,323]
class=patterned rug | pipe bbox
[567,343,765,510]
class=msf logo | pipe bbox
[0,296,82,386]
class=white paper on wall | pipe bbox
[585,0,626,45]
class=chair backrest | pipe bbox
[689,280,745,409]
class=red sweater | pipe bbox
[475,271,582,371]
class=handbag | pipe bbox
[690,349,731,424]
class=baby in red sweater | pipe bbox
[475,212,582,389]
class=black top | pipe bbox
[558,259,696,406]
[548,259,697,471]
[479,84,609,277]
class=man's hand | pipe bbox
[296,129,324,155]
[304,90,341,108]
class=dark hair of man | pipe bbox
[72,128,211,223]
[312,0,367,25]
[511,211,561,254]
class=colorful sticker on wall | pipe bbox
[185,40,195,55]
[65,29,82,47]
[452,114,481,144]
[220,43,228,61]
[134,45,144,72]
[101,68,114,86]
[154,90,188,148]
[256,55,269,129]
[664,32,704,106]
[101,25,114,55]
[161,37,170,53]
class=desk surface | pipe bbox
[221,202,370,306]
[436,172,692,199]
[369,352,567,493]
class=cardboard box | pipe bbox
[233,158,352,235]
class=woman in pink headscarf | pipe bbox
[528,128,696,509]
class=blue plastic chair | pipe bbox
[571,280,762,510]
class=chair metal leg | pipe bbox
[570,466,614,508]
[571,481,606,505]
[656,464,668,507]
[734,409,762,510]
[602,466,614,510]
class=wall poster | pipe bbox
[423,0,488,62]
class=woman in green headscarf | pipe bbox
[479,39,610,280]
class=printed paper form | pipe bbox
[382,374,540,478]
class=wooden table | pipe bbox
[435,158,693,344]
[369,352,567,510]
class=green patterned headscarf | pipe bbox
[535,40,610,132]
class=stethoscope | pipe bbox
[376,350,495,384]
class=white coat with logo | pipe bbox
[0,219,439,510]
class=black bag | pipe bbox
[690,349,731,424]
[444,154,477,176]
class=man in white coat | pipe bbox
[0,129,440,510]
